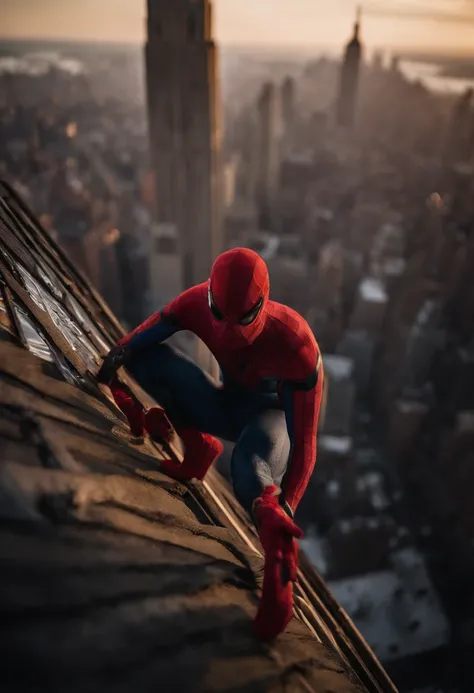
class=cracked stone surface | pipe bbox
[0,336,367,693]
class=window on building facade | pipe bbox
[13,260,101,372]
[1,268,89,387]
[11,298,56,363]
[0,181,120,392]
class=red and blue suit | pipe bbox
[98,248,324,640]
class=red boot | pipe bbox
[144,407,175,443]
[252,485,303,641]
[160,428,223,481]
[144,407,222,481]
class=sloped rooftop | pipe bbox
[0,180,398,693]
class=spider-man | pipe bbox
[98,247,324,640]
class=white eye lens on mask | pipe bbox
[208,286,224,321]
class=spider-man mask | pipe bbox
[208,248,270,348]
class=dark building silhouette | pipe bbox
[255,81,280,230]
[281,75,296,137]
[145,0,222,294]
[145,0,222,372]
[372,51,384,70]
[336,9,363,129]
[448,88,473,162]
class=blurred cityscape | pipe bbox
[1,2,474,692]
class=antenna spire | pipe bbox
[354,5,362,37]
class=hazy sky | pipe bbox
[1,0,474,55]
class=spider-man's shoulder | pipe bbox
[266,301,315,345]
[264,302,320,377]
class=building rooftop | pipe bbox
[359,278,388,305]
[246,230,280,260]
[0,179,398,693]
[329,549,450,664]
[320,435,353,455]
[324,355,355,381]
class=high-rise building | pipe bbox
[336,9,363,129]
[448,88,473,162]
[255,81,281,230]
[281,75,296,142]
[390,55,400,73]
[145,0,222,297]
[372,51,384,71]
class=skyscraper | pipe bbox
[336,9,363,129]
[145,0,222,297]
[448,88,473,162]
[281,76,296,141]
[255,81,281,230]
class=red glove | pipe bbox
[253,485,303,641]
[160,429,223,481]
[109,380,145,437]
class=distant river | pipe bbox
[0,48,473,96]
[0,52,84,76]
[399,59,474,94]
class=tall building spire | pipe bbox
[350,6,362,47]
[355,5,361,34]
[335,9,363,129]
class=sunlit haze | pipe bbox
[1,0,474,55]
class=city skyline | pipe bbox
[1,0,474,56]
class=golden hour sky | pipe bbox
[1,0,474,55]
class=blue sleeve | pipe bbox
[128,322,179,350]
[125,312,181,352]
